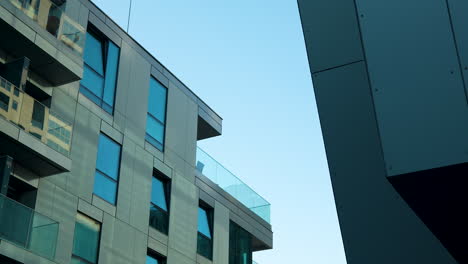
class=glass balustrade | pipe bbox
[0,194,59,259]
[0,76,73,156]
[8,0,86,55]
[196,147,271,223]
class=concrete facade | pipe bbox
[0,0,272,264]
[298,0,467,263]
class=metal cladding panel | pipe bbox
[356,0,468,176]
[447,0,468,95]
[297,0,364,73]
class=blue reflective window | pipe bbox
[93,134,121,204]
[80,30,120,114]
[151,177,168,211]
[198,207,212,239]
[146,254,165,264]
[83,33,104,75]
[72,213,100,264]
[197,205,213,260]
[146,78,167,151]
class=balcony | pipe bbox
[0,193,59,260]
[196,147,271,224]
[0,0,84,85]
[0,75,72,176]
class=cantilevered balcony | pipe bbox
[0,193,59,260]
[0,0,84,85]
[0,75,72,176]
[196,147,271,224]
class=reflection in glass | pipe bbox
[93,134,121,204]
[72,213,100,264]
[146,78,167,151]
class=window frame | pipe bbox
[197,202,214,260]
[80,25,120,115]
[71,212,102,264]
[145,77,168,151]
[93,133,122,205]
[149,170,171,234]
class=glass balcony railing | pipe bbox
[0,76,73,156]
[0,194,59,260]
[196,147,271,224]
[8,0,86,55]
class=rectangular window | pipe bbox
[149,172,170,234]
[145,78,167,151]
[80,28,120,114]
[93,133,121,205]
[229,222,252,264]
[71,213,101,264]
[197,204,213,260]
[146,251,166,264]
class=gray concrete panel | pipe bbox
[168,173,198,261]
[213,201,229,264]
[297,0,364,73]
[167,248,195,264]
[66,104,100,203]
[148,236,168,257]
[115,136,136,224]
[356,0,468,176]
[129,145,153,233]
[311,61,457,263]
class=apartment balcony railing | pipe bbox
[196,147,271,224]
[0,194,59,260]
[8,0,85,55]
[0,76,73,156]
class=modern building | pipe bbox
[0,1,273,264]
[298,0,467,263]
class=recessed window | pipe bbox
[146,251,166,264]
[229,222,252,264]
[71,213,101,264]
[149,172,170,234]
[80,28,120,114]
[145,77,167,151]
[197,204,213,260]
[93,133,121,205]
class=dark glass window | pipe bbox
[0,92,9,111]
[229,222,252,264]
[197,205,213,260]
[80,29,120,114]
[146,252,166,264]
[71,213,101,264]
[149,172,170,234]
[93,133,121,204]
[145,78,167,151]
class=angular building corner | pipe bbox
[298,0,467,263]
[0,0,272,263]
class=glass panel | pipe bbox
[81,66,104,100]
[103,42,120,109]
[198,207,211,238]
[149,204,169,235]
[151,177,167,211]
[0,194,58,260]
[196,147,271,223]
[229,222,252,264]
[197,233,213,260]
[146,115,165,147]
[0,91,9,111]
[93,171,117,204]
[148,78,167,123]
[31,101,45,129]
[84,32,104,75]
[146,255,162,264]
[96,134,121,180]
[72,213,100,264]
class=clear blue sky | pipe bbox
[92,0,347,263]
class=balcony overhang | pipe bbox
[0,2,82,86]
[197,107,222,140]
[0,117,71,177]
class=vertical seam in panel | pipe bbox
[351,0,389,174]
[444,0,468,104]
